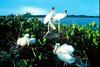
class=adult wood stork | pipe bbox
[17,34,30,47]
[53,10,67,33]
[53,43,76,64]
[43,7,56,38]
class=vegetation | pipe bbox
[0,13,100,67]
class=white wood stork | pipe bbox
[17,34,30,47]
[53,43,76,64]
[43,7,56,38]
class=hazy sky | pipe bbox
[0,0,99,16]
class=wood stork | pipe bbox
[17,34,30,47]
[43,7,56,38]
[53,10,67,33]
[53,43,76,64]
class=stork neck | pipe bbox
[64,13,67,17]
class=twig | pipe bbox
[18,22,24,38]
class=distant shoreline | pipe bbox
[0,14,99,18]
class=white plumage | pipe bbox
[53,10,67,32]
[53,11,67,20]
[53,43,76,64]
[43,7,56,38]
[17,34,30,47]
[59,43,75,55]
[43,8,67,38]
[43,7,56,24]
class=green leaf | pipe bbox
[43,38,47,43]
[72,24,75,29]
[91,21,96,27]
[31,34,35,38]
[19,60,27,67]
[38,53,42,60]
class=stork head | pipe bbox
[52,7,55,10]
[64,9,67,17]
[53,43,60,54]
[24,34,30,38]
[64,10,67,13]
[51,7,55,12]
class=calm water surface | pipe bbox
[37,17,99,25]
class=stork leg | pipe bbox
[43,31,50,38]
[43,23,50,38]
[58,21,60,33]
[49,21,56,30]
[48,22,50,32]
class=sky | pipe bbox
[0,0,99,16]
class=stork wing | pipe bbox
[43,12,53,24]
[53,13,66,20]
[58,44,75,54]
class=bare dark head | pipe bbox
[55,43,60,48]
[64,10,67,13]
[52,7,55,10]
[53,43,60,54]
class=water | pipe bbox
[37,16,99,25]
